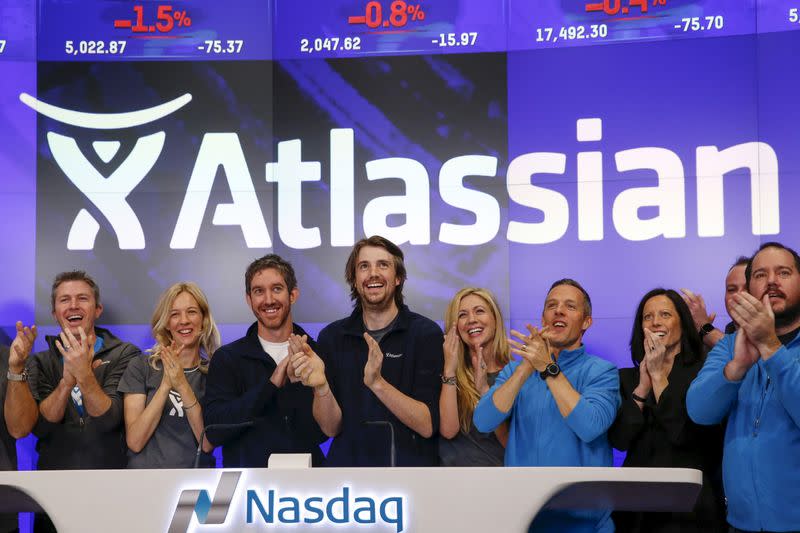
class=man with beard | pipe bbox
[688,242,800,532]
[473,279,619,532]
[290,235,442,466]
[681,256,749,349]
[203,254,325,467]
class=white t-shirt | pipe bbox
[257,336,290,365]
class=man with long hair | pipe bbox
[290,235,443,466]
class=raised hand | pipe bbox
[509,325,551,373]
[160,341,188,391]
[363,333,384,388]
[270,354,292,388]
[287,334,308,384]
[8,321,37,373]
[442,326,460,377]
[472,345,489,395]
[729,292,781,357]
[56,327,95,384]
[680,288,716,330]
[642,328,667,379]
[634,358,652,400]
[725,329,760,381]
[289,334,327,388]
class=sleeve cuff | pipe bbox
[764,344,792,374]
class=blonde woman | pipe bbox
[118,282,220,468]
[439,287,510,466]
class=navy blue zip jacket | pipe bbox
[203,322,325,467]
[318,304,443,467]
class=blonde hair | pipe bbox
[148,282,221,373]
[445,287,510,433]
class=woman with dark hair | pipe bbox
[609,288,724,533]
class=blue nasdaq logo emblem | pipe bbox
[168,471,241,533]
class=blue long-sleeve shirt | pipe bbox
[687,331,800,531]
[474,345,619,532]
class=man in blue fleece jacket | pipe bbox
[474,279,619,532]
[687,242,800,533]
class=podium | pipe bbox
[0,466,701,532]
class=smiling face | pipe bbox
[642,294,682,356]
[167,291,203,350]
[748,246,800,329]
[456,294,497,353]
[542,284,592,352]
[246,267,298,342]
[52,280,103,336]
[354,245,401,312]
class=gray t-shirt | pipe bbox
[118,354,213,468]
[439,371,505,466]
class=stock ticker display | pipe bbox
[1,0,799,371]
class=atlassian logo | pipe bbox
[19,92,191,250]
[169,470,240,533]
[20,92,781,250]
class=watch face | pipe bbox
[546,362,560,376]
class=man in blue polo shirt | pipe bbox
[474,279,619,532]
[688,242,800,533]
[292,235,442,467]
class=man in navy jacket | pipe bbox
[290,235,443,467]
[204,254,325,467]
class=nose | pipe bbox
[766,271,778,286]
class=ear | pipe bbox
[581,315,593,332]
[245,292,252,308]
[289,287,299,305]
[94,302,104,320]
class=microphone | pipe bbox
[194,421,254,468]
[364,420,396,468]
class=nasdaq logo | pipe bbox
[246,486,405,532]
[168,470,240,533]
[19,92,191,250]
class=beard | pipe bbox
[774,299,800,330]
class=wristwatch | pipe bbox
[540,362,561,380]
[6,369,28,382]
[699,322,715,338]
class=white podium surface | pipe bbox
[0,466,702,532]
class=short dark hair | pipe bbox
[51,271,101,312]
[547,278,592,316]
[345,235,407,310]
[745,242,800,289]
[730,256,749,271]
[630,288,703,367]
[245,254,297,294]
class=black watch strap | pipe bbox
[540,362,561,380]
[699,323,715,338]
